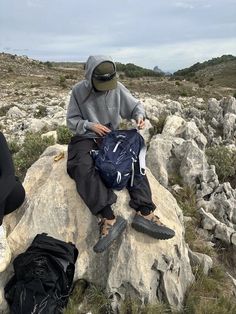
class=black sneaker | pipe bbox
[131,211,175,240]
[93,216,127,253]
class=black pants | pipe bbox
[67,136,155,215]
[0,132,25,225]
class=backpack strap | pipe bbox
[139,144,146,175]
[135,129,146,175]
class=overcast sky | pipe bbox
[1,0,236,72]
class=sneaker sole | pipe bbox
[131,215,175,240]
[93,218,127,253]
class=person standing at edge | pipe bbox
[66,55,175,253]
[0,132,25,272]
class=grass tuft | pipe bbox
[13,132,55,180]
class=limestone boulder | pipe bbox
[146,135,174,187]
[162,115,185,137]
[188,248,213,275]
[221,96,236,116]
[6,106,26,119]
[0,145,194,311]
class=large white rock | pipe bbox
[162,115,185,137]
[6,106,26,119]
[146,135,172,187]
[0,145,194,311]
[221,96,236,116]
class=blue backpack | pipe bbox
[91,129,146,190]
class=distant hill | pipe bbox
[173,55,236,88]
[0,52,48,75]
[116,62,163,78]
[0,52,235,100]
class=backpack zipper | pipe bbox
[113,141,121,152]
[116,171,122,184]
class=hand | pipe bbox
[136,117,145,130]
[91,123,111,136]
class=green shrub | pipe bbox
[59,75,67,87]
[206,146,236,182]
[0,104,11,117]
[45,61,53,68]
[13,132,54,180]
[180,91,188,97]
[8,140,21,154]
[64,282,111,314]
[120,296,170,314]
[233,92,236,98]
[86,285,111,314]
[34,105,47,118]
[57,125,72,144]
[184,266,236,314]
[64,280,87,314]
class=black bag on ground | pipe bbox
[5,233,78,314]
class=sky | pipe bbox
[0,0,236,72]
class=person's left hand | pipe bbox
[136,117,145,130]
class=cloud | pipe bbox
[174,2,195,9]
[26,0,42,8]
[1,0,236,70]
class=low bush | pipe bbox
[206,146,236,182]
[64,281,111,314]
[8,140,21,154]
[34,105,47,118]
[59,75,67,87]
[57,125,72,144]
[13,132,54,180]
[120,296,170,314]
[0,105,11,117]
[183,266,236,314]
[180,91,188,97]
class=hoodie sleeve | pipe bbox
[0,132,15,176]
[119,83,145,121]
[66,88,94,135]
[0,132,16,204]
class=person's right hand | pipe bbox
[90,123,111,136]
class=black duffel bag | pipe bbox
[5,233,78,314]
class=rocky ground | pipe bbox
[0,53,236,313]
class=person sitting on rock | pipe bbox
[0,132,25,272]
[66,55,175,253]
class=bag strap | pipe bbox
[135,128,146,175]
[139,144,146,175]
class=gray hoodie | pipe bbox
[66,55,145,138]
